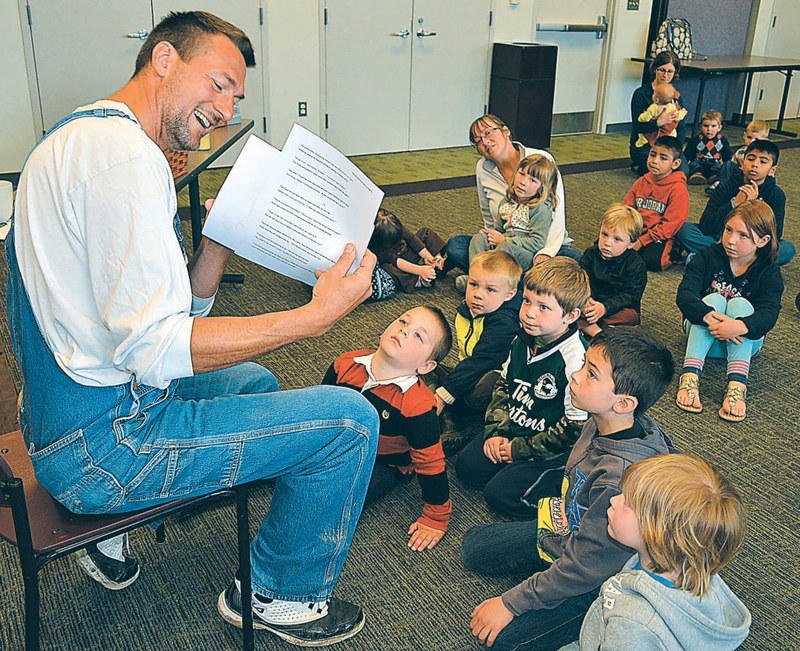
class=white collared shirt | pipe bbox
[353,353,418,394]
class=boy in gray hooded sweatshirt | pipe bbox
[463,328,675,650]
[560,453,751,650]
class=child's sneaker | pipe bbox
[688,172,706,185]
[75,537,140,590]
[454,274,469,293]
[218,580,365,646]
[705,180,720,196]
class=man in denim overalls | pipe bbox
[7,11,378,647]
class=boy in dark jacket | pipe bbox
[676,139,795,266]
[463,329,675,651]
[622,136,689,271]
[432,250,522,454]
[579,204,648,338]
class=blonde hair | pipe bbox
[506,154,560,211]
[621,454,746,598]
[701,110,722,126]
[747,119,769,137]
[725,200,778,263]
[652,83,676,103]
[470,250,522,291]
[601,203,643,243]
[523,257,590,314]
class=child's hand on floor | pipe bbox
[407,521,445,551]
[483,437,507,464]
[470,596,514,647]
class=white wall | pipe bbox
[0,1,37,174]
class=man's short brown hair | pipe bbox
[134,11,255,76]
[523,257,590,314]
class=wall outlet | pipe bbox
[298,101,308,117]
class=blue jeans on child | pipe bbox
[683,293,763,384]
[445,234,581,275]
[6,229,379,602]
[462,521,595,651]
[675,223,796,266]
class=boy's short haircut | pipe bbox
[590,328,674,415]
[701,109,723,126]
[421,305,453,363]
[745,138,780,166]
[601,203,643,243]
[470,250,522,290]
[747,119,770,136]
[621,454,746,598]
[523,257,590,315]
[652,83,676,102]
[653,135,681,160]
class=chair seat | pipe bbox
[0,429,225,558]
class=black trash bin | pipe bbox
[488,42,557,149]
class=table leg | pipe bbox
[774,69,797,137]
[187,178,245,286]
[736,71,754,128]
[692,73,708,139]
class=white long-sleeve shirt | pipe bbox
[14,100,197,389]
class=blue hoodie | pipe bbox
[559,555,751,650]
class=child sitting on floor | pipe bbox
[684,109,732,186]
[676,200,783,422]
[468,154,559,273]
[622,135,689,271]
[560,454,751,650]
[322,306,453,551]
[433,250,522,455]
[455,257,590,519]
[368,208,446,293]
[711,118,770,193]
[579,204,648,338]
[635,83,688,148]
[463,328,675,650]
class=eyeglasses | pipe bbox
[472,127,501,147]
[655,67,675,75]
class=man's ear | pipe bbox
[563,307,582,325]
[151,41,176,78]
[612,394,638,415]
[417,359,437,376]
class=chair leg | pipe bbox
[20,559,41,651]
[235,486,254,651]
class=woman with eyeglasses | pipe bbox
[630,50,690,175]
[630,50,689,176]
[444,114,579,277]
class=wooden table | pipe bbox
[631,56,800,138]
[174,119,254,285]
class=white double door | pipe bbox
[324,0,492,155]
[24,0,265,165]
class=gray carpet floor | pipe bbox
[1,152,798,650]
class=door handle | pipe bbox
[416,29,437,38]
[125,28,149,41]
[390,29,410,38]
[537,15,608,39]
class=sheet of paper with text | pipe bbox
[202,124,382,285]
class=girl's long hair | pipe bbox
[506,154,559,210]
[724,200,778,264]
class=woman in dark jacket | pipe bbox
[630,50,689,174]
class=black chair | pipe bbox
[0,429,255,651]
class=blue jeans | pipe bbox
[676,222,796,266]
[6,229,379,601]
[446,234,581,275]
[462,522,595,650]
[683,293,763,384]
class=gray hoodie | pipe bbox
[502,415,676,614]
[559,555,751,650]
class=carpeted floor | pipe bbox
[1,146,798,650]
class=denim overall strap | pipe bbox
[6,107,179,451]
